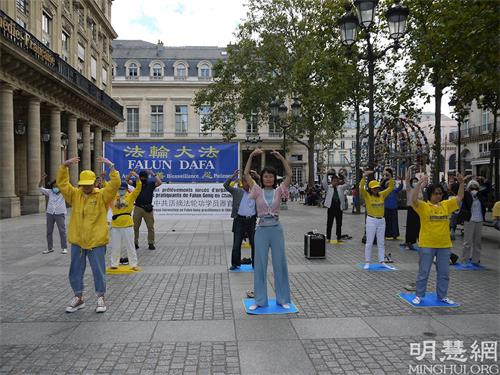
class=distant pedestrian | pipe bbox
[57,156,120,313]
[322,172,348,243]
[133,169,162,250]
[224,169,257,270]
[39,173,67,254]
[110,171,142,270]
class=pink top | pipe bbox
[249,184,289,217]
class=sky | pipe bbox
[111,0,450,117]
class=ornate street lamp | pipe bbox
[14,120,26,135]
[42,128,50,142]
[269,97,301,156]
[338,0,409,169]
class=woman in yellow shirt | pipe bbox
[359,170,395,269]
[110,171,142,270]
[408,174,465,305]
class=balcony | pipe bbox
[175,131,188,137]
[150,131,164,137]
[479,151,490,158]
[126,131,139,137]
[449,123,497,143]
[268,131,283,138]
[0,10,123,120]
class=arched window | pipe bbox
[448,154,456,171]
[177,63,186,78]
[152,63,162,77]
[200,64,210,77]
[129,63,138,77]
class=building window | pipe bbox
[481,110,489,132]
[61,31,70,61]
[128,63,138,77]
[340,141,345,150]
[199,105,211,135]
[16,17,26,28]
[269,121,282,137]
[77,6,85,27]
[292,166,303,184]
[91,56,97,81]
[175,105,188,135]
[199,63,210,78]
[246,113,258,135]
[152,63,162,78]
[77,43,85,73]
[126,108,139,136]
[88,18,97,41]
[351,141,356,149]
[175,63,187,79]
[463,119,470,137]
[42,11,52,47]
[291,154,303,162]
[16,0,27,14]
[151,105,164,136]
[101,67,108,88]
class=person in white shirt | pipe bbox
[39,173,68,254]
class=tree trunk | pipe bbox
[307,136,315,187]
[432,84,443,183]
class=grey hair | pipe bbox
[467,180,479,190]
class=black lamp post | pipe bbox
[269,97,301,156]
[339,0,409,169]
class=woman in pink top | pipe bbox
[243,148,292,310]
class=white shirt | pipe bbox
[237,190,256,217]
[40,188,67,215]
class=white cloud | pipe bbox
[111,0,247,46]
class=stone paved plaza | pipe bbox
[1,203,499,374]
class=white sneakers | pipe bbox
[440,297,455,305]
[66,296,85,313]
[380,262,395,270]
[412,296,455,305]
[363,263,370,270]
[61,248,67,254]
[281,303,290,309]
[96,296,107,313]
[42,249,54,254]
[66,296,107,313]
[412,296,421,305]
[248,304,258,311]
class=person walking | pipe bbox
[39,173,68,254]
[359,170,395,269]
[244,148,292,310]
[460,178,489,265]
[408,174,465,305]
[133,169,162,250]
[57,156,120,313]
[110,171,142,270]
[224,169,257,270]
[322,172,348,243]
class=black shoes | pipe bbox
[120,257,129,265]
[229,265,239,271]
[135,243,139,250]
[148,244,156,250]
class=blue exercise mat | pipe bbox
[243,298,299,314]
[356,263,397,271]
[229,264,254,273]
[399,292,460,308]
[452,263,485,271]
[399,244,419,251]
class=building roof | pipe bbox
[112,40,228,60]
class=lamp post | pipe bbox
[338,0,409,169]
[269,97,301,156]
[448,98,471,174]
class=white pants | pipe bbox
[110,227,138,267]
[365,216,386,262]
[462,221,483,263]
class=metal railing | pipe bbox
[449,123,497,142]
[0,10,123,120]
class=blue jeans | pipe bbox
[253,224,291,307]
[69,244,107,296]
[416,247,450,300]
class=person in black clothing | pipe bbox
[133,169,162,250]
[322,173,348,243]
[403,176,420,250]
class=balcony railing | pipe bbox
[479,151,490,158]
[175,131,188,137]
[0,10,123,120]
[268,131,283,138]
[150,131,164,137]
[449,123,497,142]
[126,131,139,137]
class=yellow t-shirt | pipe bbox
[493,201,500,218]
[359,177,395,217]
[412,198,459,249]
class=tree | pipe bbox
[193,0,351,186]
[401,0,467,182]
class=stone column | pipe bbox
[0,83,20,218]
[49,108,61,181]
[22,97,45,213]
[93,126,102,174]
[82,121,91,170]
[67,115,78,185]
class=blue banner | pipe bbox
[104,142,239,182]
